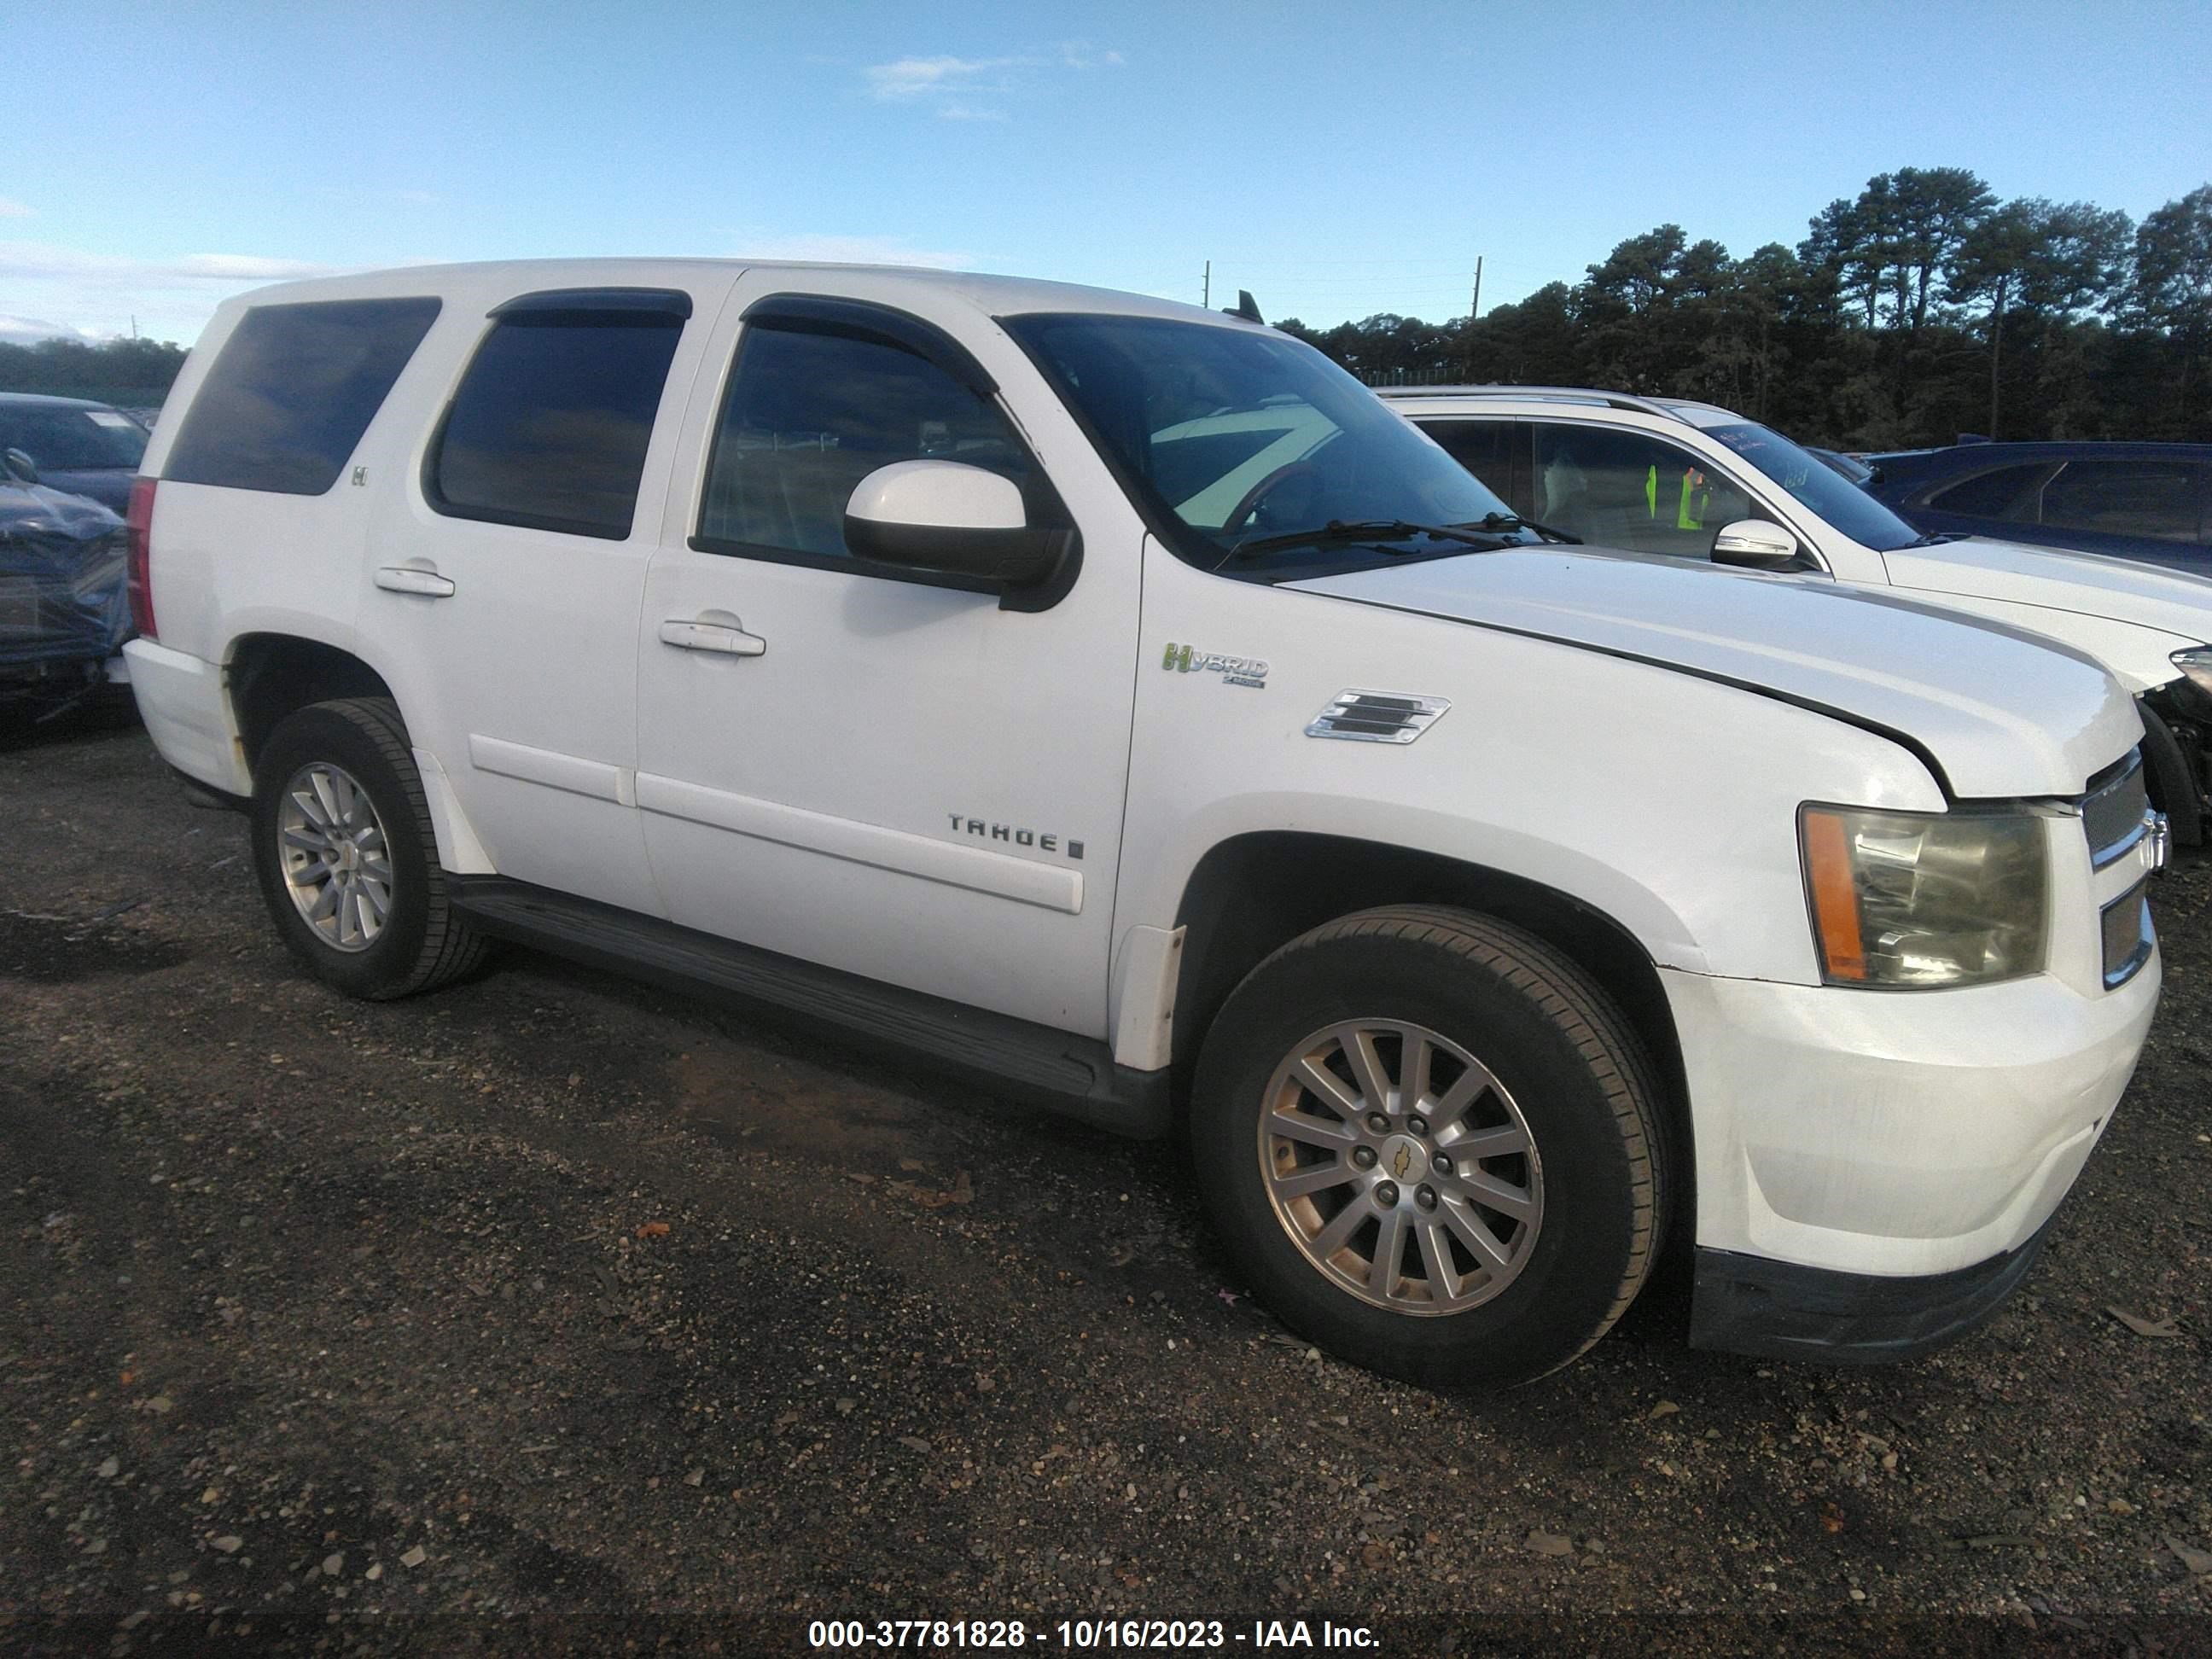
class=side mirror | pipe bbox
[843,461,1073,597]
[3,447,38,485]
[1710,519,1801,570]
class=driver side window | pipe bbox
[1529,425,1755,558]
[697,323,1032,561]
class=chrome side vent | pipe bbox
[1306,690,1451,744]
[2101,878,2155,988]
[2081,749,2151,870]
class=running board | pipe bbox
[446,878,1173,1138]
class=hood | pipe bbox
[1882,535,2212,649]
[1287,549,2139,799]
[0,481,123,543]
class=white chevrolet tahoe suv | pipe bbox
[125,260,2166,1388]
[1382,386,2212,850]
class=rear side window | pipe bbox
[2040,459,2203,543]
[428,305,685,540]
[1927,463,2054,519]
[165,298,440,494]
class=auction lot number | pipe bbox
[808,1621,1236,1649]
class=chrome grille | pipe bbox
[2081,750,2151,869]
[1306,690,1451,745]
[2101,878,2154,988]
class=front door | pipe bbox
[632,278,1143,1036]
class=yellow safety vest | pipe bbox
[1644,464,1711,531]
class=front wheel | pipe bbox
[249,697,491,1000]
[1190,905,1668,1389]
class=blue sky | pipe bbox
[7,0,2209,346]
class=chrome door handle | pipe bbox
[375,565,456,597]
[659,618,766,656]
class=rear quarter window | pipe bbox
[164,298,441,494]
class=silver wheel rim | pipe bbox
[1257,1020,1543,1317]
[276,761,394,954]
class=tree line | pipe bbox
[0,335,189,411]
[8,170,2209,449]
[1273,169,2212,449]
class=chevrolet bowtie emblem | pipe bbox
[1392,1144,1412,1180]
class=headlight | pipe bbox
[1799,805,2047,987]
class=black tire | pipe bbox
[249,697,492,1000]
[1190,905,1668,1389]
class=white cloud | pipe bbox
[0,313,96,346]
[864,54,1022,102]
[0,240,343,347]
[861,43,1121,119]
[727,232,972,270]
[0,198,32,219]
[1058,41,1125,69]
[0,242,335,286]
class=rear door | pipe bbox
[630,278,1144,1036]
[366,279,733,917]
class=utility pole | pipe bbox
[1202,260,1210,308]
[1470,257,1482,321]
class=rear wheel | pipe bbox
[1190,905,1667,1388]
[249,697,491,999]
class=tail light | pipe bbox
[125,475,157,641]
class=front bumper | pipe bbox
[1664,952,2157,1359]
[1690,1214,2058,1363]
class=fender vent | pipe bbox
[1306,690,1451,744]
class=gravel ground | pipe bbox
[3,711,2209,1656]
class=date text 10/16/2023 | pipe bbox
[806,1619,1380,1650]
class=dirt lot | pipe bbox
[3,711,2209,1656]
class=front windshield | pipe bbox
[1701,421,1921,552]
[999,313,1526,571]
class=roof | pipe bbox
[1866,439,2212,464]
[206,257,1251,331]
[1375,385,1748,427]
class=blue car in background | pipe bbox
[1,448,131,713]
[1864,440,2211,574]
[0,393,151,515]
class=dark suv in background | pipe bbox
[1866,442,2210,573]
[0,393,152,515]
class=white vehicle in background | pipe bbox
[125,260,2162,1388]
[1383,386,2212,849]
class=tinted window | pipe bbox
[428,313,683,538]
[1529,424,1756,557]
[166,298,440,494]
[2040,459,2202,543]
[0,404,148,470]
[1928,463,2054,519]
[698,324,1031,559]
[1417,418,1515,501]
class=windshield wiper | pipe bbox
[1228,518,1521,560]
[1471,510,1581,545]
